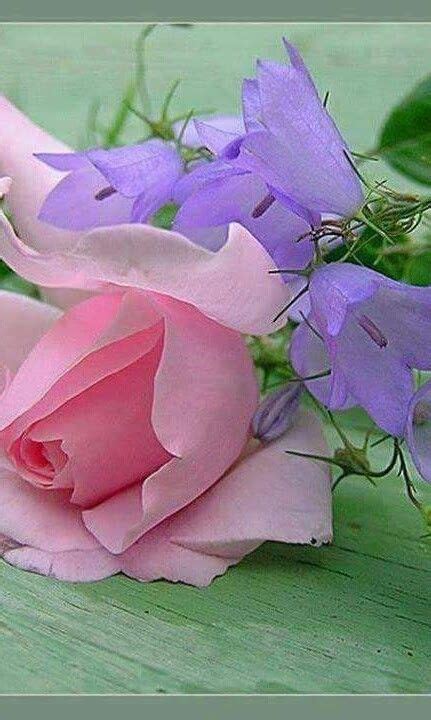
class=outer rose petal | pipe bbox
[121,410,332,586]
[0,97,90,309]
[0,212,291,335]
[0,469,98,552]
[0,96,78,253]
[0,290,61,375]
[3,546,120,582]
[0,176,12,197]
[0,470,119,581]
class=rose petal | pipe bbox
[0,290,162,431]
[121,525,237,586]
[31,338,171,507]
[121,410,332,586]
[0,176,12,198]
[0,289,61,375]
[3,545,120,582]
[0,97,90,308]
[0,212,291,334]
[171,409,332,555]
[0,469,97,552]
[0,96,78,253]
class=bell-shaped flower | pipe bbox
[172,39,363,270]
[36,139,184,231]
[405,380,431,483]
[35,114,244,234]
[290,263,431,436]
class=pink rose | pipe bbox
[0,99,332,585]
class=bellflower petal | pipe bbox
[291,263,431,435]
[173,115,244,148]
[38,164,133,231]
[290,318,354,410]
[172,39,362,268]
[173,160,238,204]
[86,140,182,200]
[174,172,314,268]
[253,41,364,217]
[194,120,242,155]
[35,151,89,172]
[37,140,183,231]
[242,79,262,131]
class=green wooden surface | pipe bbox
[0,23,431,694]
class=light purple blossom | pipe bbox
[172,39,363,269]
[290,263,431,436]
[174,162,314,269]
[406,381,431,483]
[36,139,184,231]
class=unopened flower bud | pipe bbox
[252,383,302,443]
[406,381,431,484]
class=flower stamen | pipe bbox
[251,193,276,219]
[358,314,388,348]
[94,185,117,201]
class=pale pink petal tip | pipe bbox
[0,176,12,198]
[3,546,121,582]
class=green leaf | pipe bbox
[378,75,431,185]
[403,248,431,286]
[0,269,39,298]
[0,260,11,279]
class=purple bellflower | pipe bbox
[290,263,431,437]
[405,381,431,483]
[172,39,363,270]
[36,139,184,231]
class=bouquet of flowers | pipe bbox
[0,26,430,585]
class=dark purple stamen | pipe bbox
[94,185,117,201]
[358,315,388,348]
[252,193,276,219]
